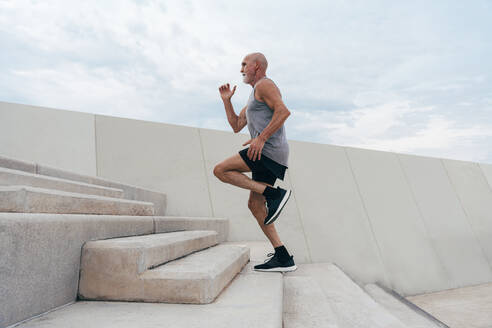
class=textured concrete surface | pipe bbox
[479,163,492,189]
[287,140,387,287]
[0,154,36,173]
[37,164,168,216]
[442,159,492,270]
[78,231,219,301]
[0,154,168,215]
[0,213,154,328]
[154,216,229,242]
[285,263,406,328]
[0,185,154,215]
[141,244,249,303]
[364,283,445,327]
[283,276,339,328]
[398,154,492,289]
[0,101,97,175]
[0,167,124,198]
[13,243,282,328]
[407,282,492,328]
[346,147,448,296]
[95,114,212,217]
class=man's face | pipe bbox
[240,56,256,84]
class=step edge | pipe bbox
[141,245,250,277]
[0,185,154,205]
[0,167,124,193]
[83,230,219,248]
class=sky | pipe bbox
[1,0,491,163]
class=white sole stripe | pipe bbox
[254,265,297,272]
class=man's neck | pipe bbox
[250,74,267,87]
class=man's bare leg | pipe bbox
[213,154,268,194]
[248,188,283,248]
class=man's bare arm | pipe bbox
[219,83,245,133]
[255,80,291,141]
[236,106,247,132]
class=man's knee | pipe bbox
[213,164,223,179]
[213,162,230,180]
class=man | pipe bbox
[214,52,296,272]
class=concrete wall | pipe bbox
[0,102,97,175]
[2,101,492,299]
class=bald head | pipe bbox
[246,52,268,71]
[241,52,268,85]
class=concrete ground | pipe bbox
[406,282,492,328]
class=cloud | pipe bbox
[287,101,492,162]
[0,0,491,163]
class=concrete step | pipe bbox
[0,167,124,198]
[364,284,449,328]
[284,263,408,328]
[154,216,229,242]
[0,185,154,215]
[37,165,167,216]
[0,154,167,215]
[140,244,250,303]
[78,230,221,302]
[283,276,339,328]
[0,154,36,173]
[15,256,282,328]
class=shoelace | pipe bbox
[263,252,275,263]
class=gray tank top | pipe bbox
[246,78,289,167]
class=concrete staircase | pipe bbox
[10,242,449,328]
[0,155,167,215]
[78,231,249,304]
[0,154,256,326]
[0,158,163,216]
[1,154,448,328]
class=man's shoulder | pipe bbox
[256,78,277,89]
[255,78,280,97]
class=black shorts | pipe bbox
[238,148,287,186]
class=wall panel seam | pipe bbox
[396,154,451,285]
[197,128,215,217]
[477,163,492,196]
[94,115,100,177]
[286,171,313,263]
[343,147,391,286]
[441,159,492,273]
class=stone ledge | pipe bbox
[0,185,154,215]
[0,167,124,198]
[78,231,220,302]
[154,216,229,242]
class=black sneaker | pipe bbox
[253,252,297,272]
[264,187,292,225]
